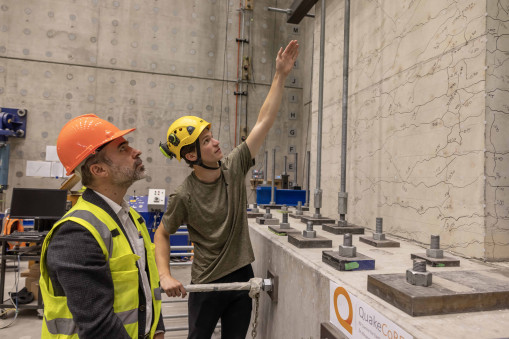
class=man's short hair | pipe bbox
[75,150,112,186]
[180,143,196,168]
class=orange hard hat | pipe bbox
[57,114,135,175]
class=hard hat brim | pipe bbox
[65,127,136,175]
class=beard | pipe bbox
[110,159,146,188]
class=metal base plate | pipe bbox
[322,223,365,234]
[266,270,278,303]
[247,212,264,218]
[300,216,336,225]
[410,253,460,267]
[255,217,279,225]
[259,204,283,209]
[322,251,375,271]
[288,213,308,219]
[320,322,344,339]
[359,236,400,248]
[287,233,332,248]
[267,225,300,235]
[368,270,509,316]
[291,206,309,211]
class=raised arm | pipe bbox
[246,40,299,158]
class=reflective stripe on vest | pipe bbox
[64,209,113,255]
[45,308,138,335]
[45,317,77,336]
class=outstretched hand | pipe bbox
[275,40,299,77]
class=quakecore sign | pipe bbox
[330,281,412,339]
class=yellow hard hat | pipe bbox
[159,116,211,161]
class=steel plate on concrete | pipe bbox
[359,236,400,248]
[367,270,509,316]
[410,253,460,267]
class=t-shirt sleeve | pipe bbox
[161,192,188,234]
[225,142,255,176]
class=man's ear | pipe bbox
[185,152,197,162]
[89,163,108,178]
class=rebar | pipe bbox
[270,148,276,204]
[376,218,383,234]
[430,235,440,249]
[413,259,427,272]
[343,233,352,247]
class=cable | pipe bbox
[218,0,231,143]
[0,255,21,329]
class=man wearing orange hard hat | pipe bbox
[39,114,165,338]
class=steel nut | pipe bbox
[406,269,432,287]
[373,233,386,241]
[302,230,316,238]
[426,248,444,259]
[279,222,290,229]
[339,245,356,258]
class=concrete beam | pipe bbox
[287,0,319,24]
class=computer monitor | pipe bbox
[9,188,68,231]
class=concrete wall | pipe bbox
[309,0,509,260]
[0,0,308,208]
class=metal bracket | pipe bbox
[235,38,249,44]
[234,91,248,96]
[265,270,278,303]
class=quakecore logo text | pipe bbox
[358,306,405,339]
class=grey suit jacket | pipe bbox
[46,188,164,338]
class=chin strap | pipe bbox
[192,140,221,170]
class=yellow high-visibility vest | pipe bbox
[40,197,162,338]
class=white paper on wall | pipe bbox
[50,162,65,177]
[46,145,59,162]
[26,161,52,177]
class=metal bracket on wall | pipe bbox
[0,108,27,142]
[234,91,247,96]
[266,270,278,303]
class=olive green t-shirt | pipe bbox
[162,142,255,283]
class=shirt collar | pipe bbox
[93,190,129,216]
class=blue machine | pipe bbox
[0,107,27,190]
[128,195,190,251]
[256,186,307,206]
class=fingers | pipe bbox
[180,285,188,298]
[277,47,283,59]
[282,40,299,59]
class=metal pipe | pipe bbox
[294,152,298,187]
[267,7,315,18]
[305,150,310,207]
[236,0,246,146]
[267,7,292,14]
[263,151,268,185]
[270,148,276,204]
[314,0,326,216]
[162,314,188,319]
[339,0,350,221]
[170,246,194,251]
[283,155,287,175]
[170,252,194,257]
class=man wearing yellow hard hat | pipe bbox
[155,40,299,338]
[40,114,165,338]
